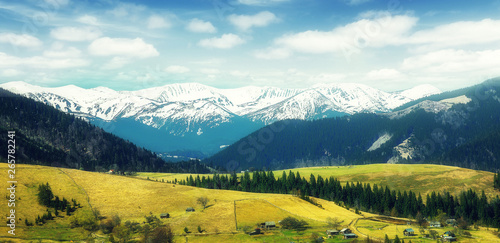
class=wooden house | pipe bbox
[160,213,170,219]
[340,228,351,234]
[403,228,415,236]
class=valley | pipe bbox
[1,163,499,242]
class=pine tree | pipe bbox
[495,172,500,190]
[394,235,401,243]
[384,234,390,243]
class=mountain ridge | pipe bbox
[0,81,441,157]
[206,78,500,172]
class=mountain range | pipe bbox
[206,78,500,172]
[0,81,440,158]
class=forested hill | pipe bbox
[207,78,500,172]
[0,88,210,173]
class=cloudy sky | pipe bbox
[1,0,500,91]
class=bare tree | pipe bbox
[197,196,210,209]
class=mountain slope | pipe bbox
[0,81,440,157]
[207,78,500,172]
[0,88,210,173]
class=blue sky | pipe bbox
[1,0,500,91]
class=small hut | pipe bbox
[186,207,195,212]
[403,228,415,236]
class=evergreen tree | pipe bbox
[394,235,401,243]
[495,171,500,190]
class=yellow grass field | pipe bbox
[0,164,362,242]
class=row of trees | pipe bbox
[181,170,500,228]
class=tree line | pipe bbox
[180,170,500,228]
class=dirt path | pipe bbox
[352,217,384,242]
[58,168,94,210]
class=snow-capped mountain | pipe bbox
[0,81,441,157]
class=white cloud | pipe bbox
[77,15,99,25]
[1,69,22,77]
[236,0,289,6]
[0,33,42,47]
[366,68,404,80]
[187,18,216,33]
[254,47,291,59]
[88,37,159,58]
[402,49,500,74]
[147,15,171,29]
[50,27,102,42]
[102,57,130,70]
[0,52,89,69]
[228,11,279,31]
[107,3,146,18]
[274,14,417,54]
[43,46,81,58]
[198,34,245,49]
[407,18,500,49]
[165,65,190,73]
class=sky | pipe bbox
[1,0,500,92]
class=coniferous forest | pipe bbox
[0,88,211,173]
[181,170,500,228]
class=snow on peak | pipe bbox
[398,84,441,100]
[0,81,39,94]
[1,81,442,135]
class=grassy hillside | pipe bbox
[2,163,499,242]
[137,164,498,199]
[0,164,363,242]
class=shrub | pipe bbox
[148,225,174,243]
[69,210,98,231]
[100,219,115,234]
[112,225,131,243]
[280,217,308,231]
